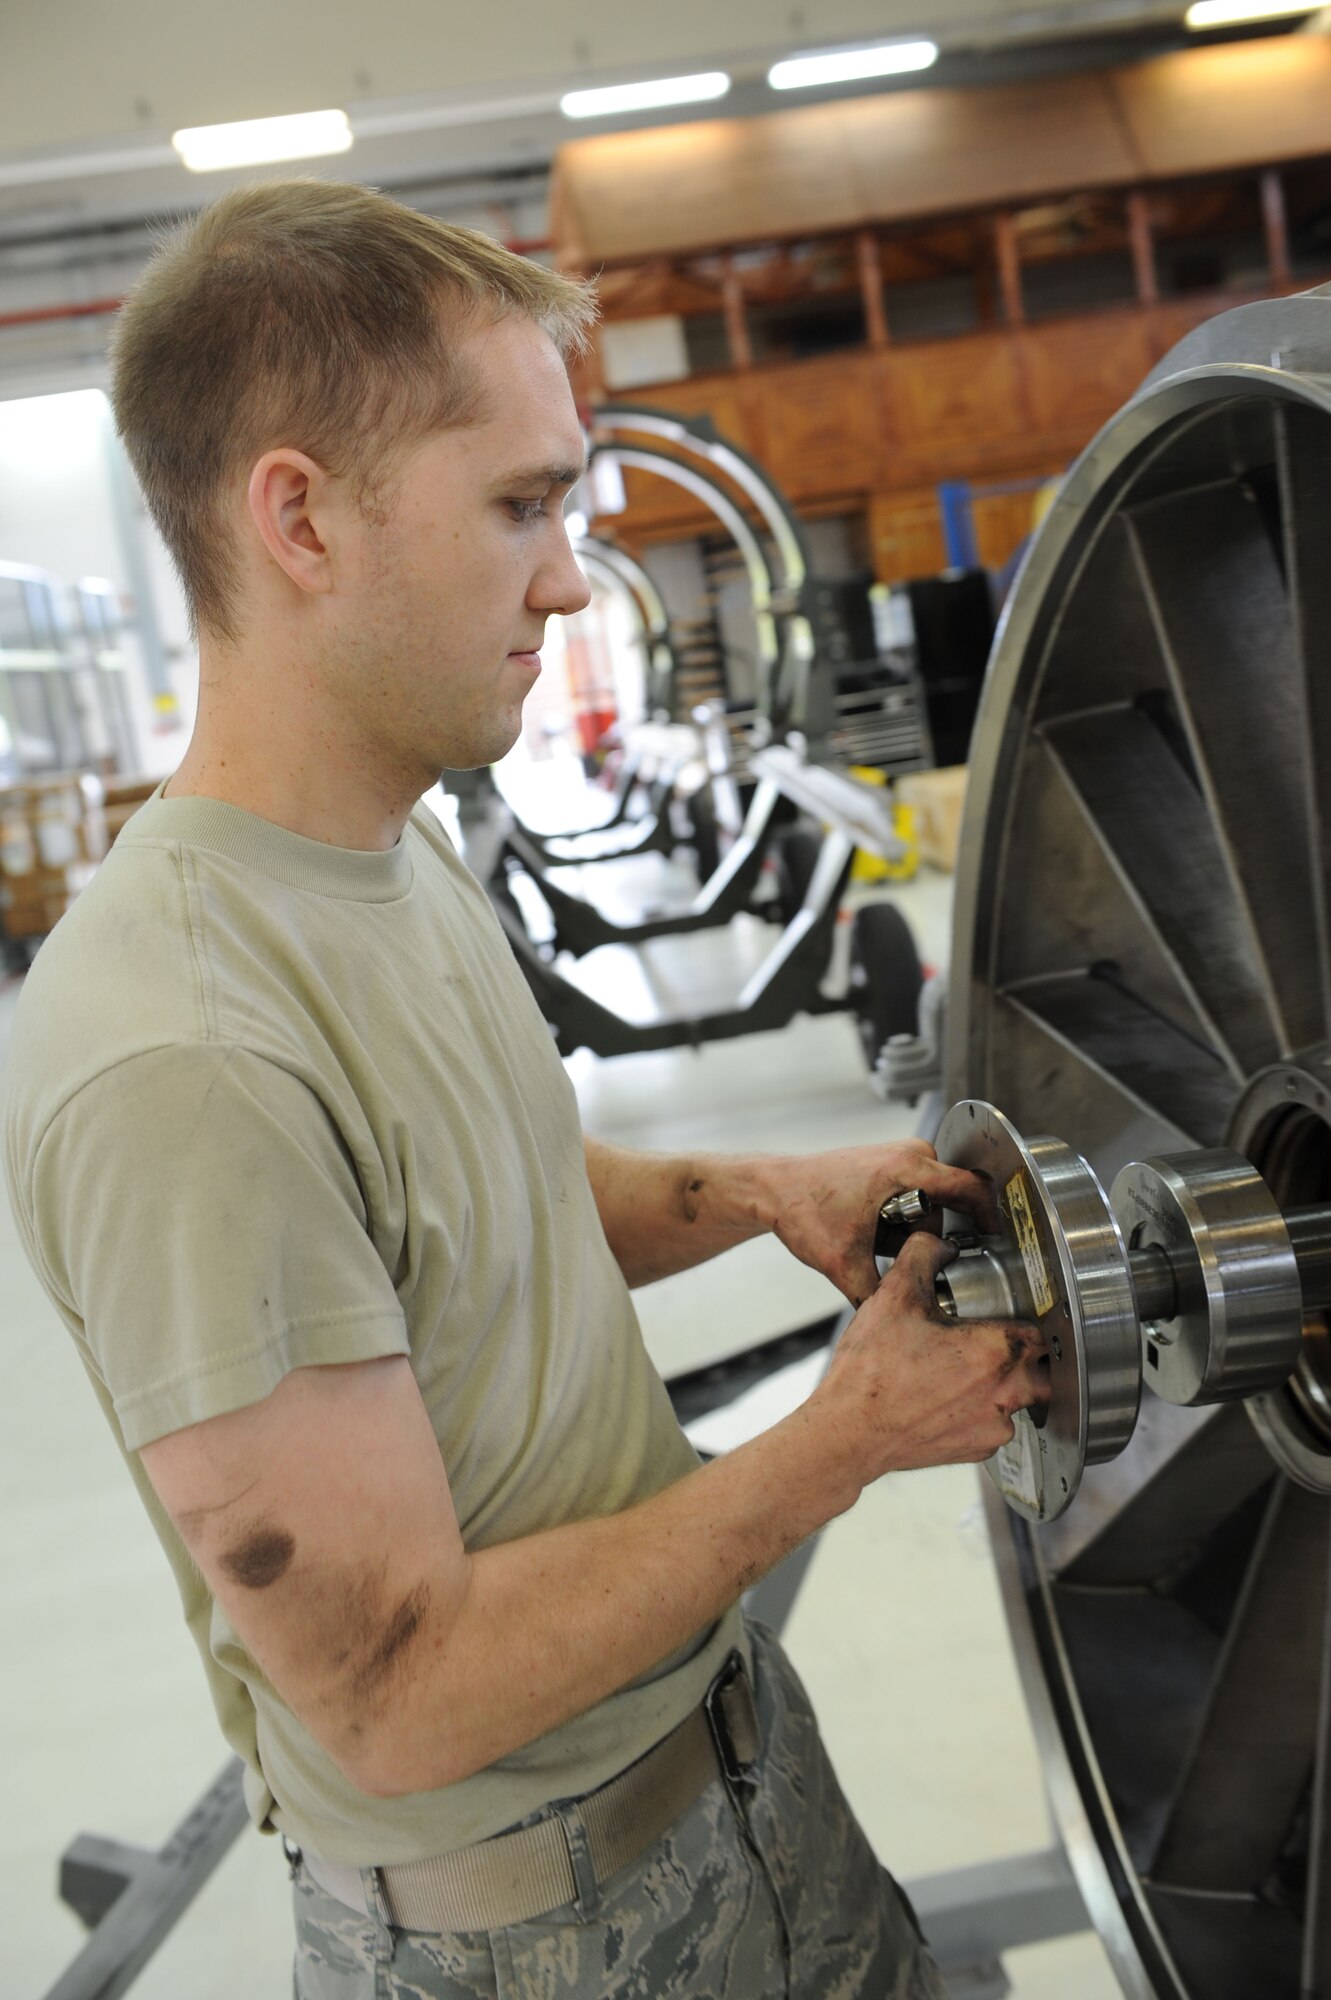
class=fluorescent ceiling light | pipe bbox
[1185,0,1313,21]
[172,109,353,173]
[560,73,730,119]
[768,40,938,90]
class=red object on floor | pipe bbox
[574,708,618,757]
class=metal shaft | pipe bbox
[934,1201,1331,1327]
[1126,1243,1177,1324]
[1286,1204,1331,1313]
[1126,1201,1331,1324]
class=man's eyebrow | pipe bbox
[497,459,588,490]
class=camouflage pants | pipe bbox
[290,1622,947,1999]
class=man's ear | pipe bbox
[246,449,337,597]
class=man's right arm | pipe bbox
[140,1231,1046,1800]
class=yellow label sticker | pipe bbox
[1005,1170,1055,1317]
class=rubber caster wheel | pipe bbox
[849,900,924,1068]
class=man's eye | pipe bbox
[507,499,548,524]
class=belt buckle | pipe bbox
[705,1650,761,1785]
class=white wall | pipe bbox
[0,387,196,774]
[0,391,121,590]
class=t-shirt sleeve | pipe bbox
[25,1042,410,1450]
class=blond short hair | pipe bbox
[111,180,597,640]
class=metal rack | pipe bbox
[0,561,139,779]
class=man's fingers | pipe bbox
[1000,1320,1049,1362]
[904,1161,1001,1233]
[995,1339,1052,1417]
[845,1251,884,1310]
[1020,1349,1053,1409]
[887,1227,957,1296]
[875,1158,1000,1234]
[960,1318,1048,1409]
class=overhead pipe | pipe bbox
[0,296,123,329]
[0,233,552,336]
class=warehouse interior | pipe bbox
[6,4,1331,1997]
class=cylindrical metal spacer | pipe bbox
[1110,1150,1303,1407]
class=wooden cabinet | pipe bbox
[868,490,947,586]
[1019,313,1156,439]
[558,36,1331,572]
[877,332,1029,486]
[867,483,1052,588]
[972,490,1050,575]
[760,355,884,500]
[609,374,762,455]
[592,288,1309,561]
[553,41,1331,269]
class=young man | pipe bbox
[3,183,1046,1998]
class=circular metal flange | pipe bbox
[1228,1051,1331,1491]
[935,303,1331,1998]
[1111,1150,1302,1407]
[935,1099,1141,1522]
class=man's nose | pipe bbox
[533,533,593,618]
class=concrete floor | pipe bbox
[0,788,1120,1998]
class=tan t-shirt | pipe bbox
[3,790,741,1865]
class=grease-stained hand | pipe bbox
[814,1231,1050,1477]
[765,1136,1001,1309]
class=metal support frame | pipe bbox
[44,1759,249,2000]
[505,755,683,870]
[491,742,932,1061]
[902,1846,1090,1999]
[591,404,825,745]
[501,776,785,958]
[494,827,856,1059]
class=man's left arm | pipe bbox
[583,1134,998,1309]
